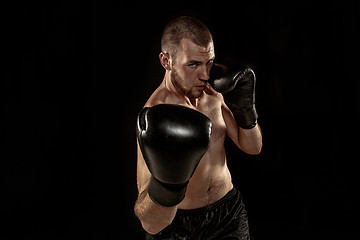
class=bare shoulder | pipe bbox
[145,84,185,107]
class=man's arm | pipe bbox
[209,62,262,154]
[134,104,212,234]
[237,124,262,154]
[134,141,177,234]
[222,103,262,154]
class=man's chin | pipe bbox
[187,90,204,99]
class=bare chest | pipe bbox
[196,99,226,144]
[178,97,232,209]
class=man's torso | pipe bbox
[145,84,233,209]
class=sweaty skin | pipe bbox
[135,38,262,234]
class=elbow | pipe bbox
[249,148,262,155]
[140,218,171,235]
[254,142,263,155]
[253,142,263,155]
[134,206,172,235]
[244,142,262,155]
[142,222,167,235]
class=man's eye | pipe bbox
[188,63,196,68]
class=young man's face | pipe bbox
[170,38,215,99]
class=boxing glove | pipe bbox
[209,62,258,129]
[136,104,212,207]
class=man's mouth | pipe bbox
[195,85,205,91]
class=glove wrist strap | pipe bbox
[148,176,188,207]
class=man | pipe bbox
[135,16,262,240]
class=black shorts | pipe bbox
[146,187,250,240]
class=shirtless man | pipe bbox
[135,16,262,240]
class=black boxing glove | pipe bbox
[136,104,212,207]
[209,62,258,129]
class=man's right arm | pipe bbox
[134,104,212,234]
[134,142,177,235]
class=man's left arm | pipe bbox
[209,62,262,154]
[237,124,262,154]
[221,103,262,155]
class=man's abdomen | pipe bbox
[178,159,233,210]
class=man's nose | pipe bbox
[199,66,210,81]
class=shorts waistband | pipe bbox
[176,187,238,216]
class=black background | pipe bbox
[2,1,359,239]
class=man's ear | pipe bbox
[159,52,172,70]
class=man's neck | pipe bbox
[162,72,199,107]
[163,71,178,95]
